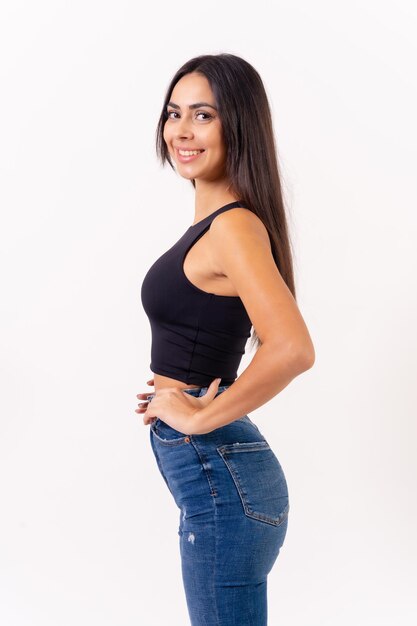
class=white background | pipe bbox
[1,1,416,624]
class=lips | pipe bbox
[174,147,205,152]
[176,149,205,155]
[175,147,206,163]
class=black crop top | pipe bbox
[140,201,253,386]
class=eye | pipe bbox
[165,110,212,121]
[196,111,212,120]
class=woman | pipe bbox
[136,53,315,625]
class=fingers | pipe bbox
[136,379,154,401]
[135,395,153,412]
[135,380,155,415]
[208,377,222,394]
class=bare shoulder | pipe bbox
[209,206,271,249]
[208,205,314,355]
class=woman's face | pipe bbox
[163,72,227,182]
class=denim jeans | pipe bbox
[148,384,289,626]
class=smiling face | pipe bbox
[163,72,228,182]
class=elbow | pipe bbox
[285,341,316,374]
[299,347,316,371]
[264,336,316,374]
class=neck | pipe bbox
[193,177,239,223]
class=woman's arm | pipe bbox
[194,340,313,434]
[193,208,315,435]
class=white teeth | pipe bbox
[178,149,204,156]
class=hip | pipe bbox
[148,391,289,529]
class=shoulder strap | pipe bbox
[182,200,248,251]
[190,200,247,230]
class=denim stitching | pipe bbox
[216,443,290,527]
[190,437,218,497]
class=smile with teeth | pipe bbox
[178,149,205,156]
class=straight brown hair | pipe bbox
[155,53,296,351]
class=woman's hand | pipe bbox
[136,377,222,435]
[135,378,156,423]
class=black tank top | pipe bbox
[140,201,252,386]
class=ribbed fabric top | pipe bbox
[140,201,252,386]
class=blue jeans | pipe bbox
[148,384,289,626]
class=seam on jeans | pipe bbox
[149,429,173,495]
[150,423,189,446]
[213,473,221,625]
[190,438,217,497]
[186,436,221,623]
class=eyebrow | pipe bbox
[167,101,217,111]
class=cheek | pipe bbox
[211,133,226,159]
[211,142,227,162]
[204,132,224,153]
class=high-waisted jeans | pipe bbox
[148,384,290,626]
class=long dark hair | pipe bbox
[155,53,296,352]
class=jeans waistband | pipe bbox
[147,384,231,402]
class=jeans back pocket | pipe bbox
[217,441,289,527]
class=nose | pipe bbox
[175,116,193,140]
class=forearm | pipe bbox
[194,342,313,435]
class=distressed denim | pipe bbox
[148,384,289,626]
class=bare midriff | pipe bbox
[152,372,202,393]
